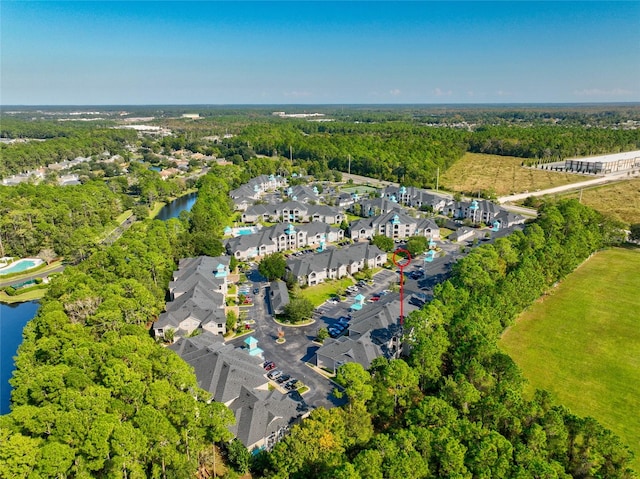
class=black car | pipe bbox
[253,287,260,294]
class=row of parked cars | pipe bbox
[263,361,300,391]
[329,316,350,338]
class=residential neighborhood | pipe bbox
[150,173,527,452]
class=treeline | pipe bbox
[0,214,236,477]
[230,121,469,187]
[469,125,640,161]
[254,200,636,478]
[0,127,137,178]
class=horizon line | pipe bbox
[3,101,640,108]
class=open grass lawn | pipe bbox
[441,152,584,196]
[540,178,640,226]
[299,277,355,307]
[0,288,47,303]
[500,247,640,471]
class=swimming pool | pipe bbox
[0,258,44,276]
[236,228,255,235]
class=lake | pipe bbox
[155,192,197,221]
[0,301,39,415]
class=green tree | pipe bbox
[226,439,251,474]
[258,253,287,281]
[283,297,314,323]
[371,234,394,252]
[226,310,238,333]
[334,363,373,407]
[406,235,428,256]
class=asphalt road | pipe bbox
[228,268,346,411]
[0,264,66,289]
[497,169,640,204]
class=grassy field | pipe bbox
[539,178,640,226]
[298,277,355,307]
[0,288,47,303]
[500,247,640,472]
[441,152,584,196]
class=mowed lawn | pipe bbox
[500,247,640,471]
[441,152,584,196]
[545,178,640,226]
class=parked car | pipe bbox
[337,316,349,325]
[369,296,380,302]
[264,361,276,371]
[268,370,282,380]
[253,287,260,294]
[277,374,290,384]
[409,297,425,307]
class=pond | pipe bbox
[155,192,197,221]
[0,301,39,414]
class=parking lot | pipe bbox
[227,223,524,412]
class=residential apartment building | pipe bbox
[225,222,344,261]
[286,243,387,287]
[348,211,440,241]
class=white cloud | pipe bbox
[496,90,511,97]
[573,88,633,97]
[389,89,401,96]
[434,87,452,97]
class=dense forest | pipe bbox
[0,166,190,260]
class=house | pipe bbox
[154,284,226,338]
[492,210,526,229]
[315,335,381,373]
[285,184,322,203]
[159,168,180,180]
[170,333,301,451]
[351,197,403,217]
[269,280,290,315]
[286,243,387,287]
[348,211,440,241]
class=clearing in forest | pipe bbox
[441,152,584,196]
[500,247,640,472]
[542,178,640,226]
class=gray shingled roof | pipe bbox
[269,280,290,315]
[316,336,381,370]
[286,243,385,279]
[169,333,301,448]
[228,387,299,448]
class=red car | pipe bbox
[369,296,380,302]
[264,362,276,371]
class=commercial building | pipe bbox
[564,150,640,174]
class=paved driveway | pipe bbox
[228,271,346,411]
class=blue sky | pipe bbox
[2,1,639,105]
